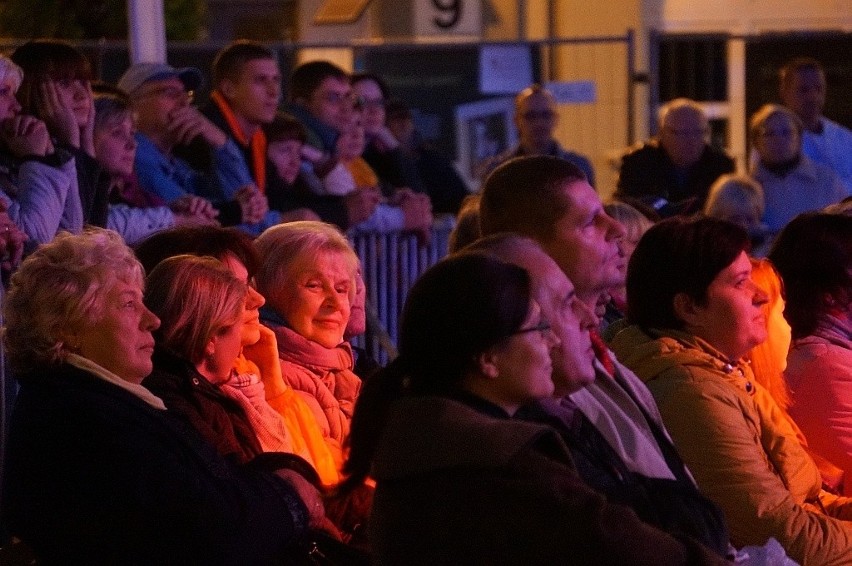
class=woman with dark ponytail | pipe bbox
[340,253,731,565]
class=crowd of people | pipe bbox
[0,37,851,565]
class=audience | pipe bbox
[350,72,424,196]
[254,221,362,457]
[340,252,730,565]
[610,216,852,564]
[93,92,214,244]
[480,156,691,483]
[748,256,846,494]
[749,103,848,235]
[325,107,433,236]
[780,57,852,193]
[616,98,735,217]
[465,234,732,558]
[601,200,655,334]
[0,54,83,249]
[119,62,263,230]
[703,174,770,256]
[770,213,852,496]
[0,228,321,562]
[485,84,595,187]
[134,225,341,486]
[11,39,110,228]
[384,99,469,214]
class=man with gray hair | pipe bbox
[616,98,734,216]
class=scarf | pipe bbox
[220,364,296,455]
[211,90,267,193]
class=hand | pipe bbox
[172,211,219,227]
[1,115,54,157]
[167,106,228,149]
[235,185,268,224]
[370,125,400,151]
[37,81,80,148]
[275,468,327,529]
[0,210,26,272]
[399,191,433,232]
[169,195,218,220]
[344,186,381,226]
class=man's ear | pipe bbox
[219,79,236,100]
[475,350,500,380]
[673,292,702,328]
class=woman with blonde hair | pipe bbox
[135,225,340,485]
[254,221,361,458]
[749,257,846,493]
[1,228,318,563]
[704,174,770,256]
[750,104,848,234]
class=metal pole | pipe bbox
[627,28,636,145]
[127,0,167,64]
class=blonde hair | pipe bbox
[749,104,803,145]
[3,228,143,373]
[604,201,653,245]
[0,54,23,92]
[704,174,765,222]
[254,221,359,303]
[747,258,792,410]
[144,255,246,364]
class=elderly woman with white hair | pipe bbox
[0,54,83,249]
[254,221,362,457]
[703,174,770,256]
[750,103,849,235]
[1,228,322,563]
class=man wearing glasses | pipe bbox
[485,84,596,187]
[616,98,734,217]
[119,62,266,228]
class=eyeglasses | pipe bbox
[510,319,552,337]
[137,86,194,104]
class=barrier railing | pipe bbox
[349,217,455,366]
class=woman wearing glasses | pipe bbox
[339,252,730,565]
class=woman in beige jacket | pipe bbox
[610,216,852,566]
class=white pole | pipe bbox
[127,0,167,64]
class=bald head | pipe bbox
[658,98,709,169]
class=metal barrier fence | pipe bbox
[349,217,454,366]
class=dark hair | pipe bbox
[340,253,531,492]
[351,72,389,99]
[479,155,586,240]
[768,212,852,338]
[212,40,276,88]
[11,39,93,116]
[264,111,306,144]
[627,216,750,330]
[134,226,260,277]
[288,60,348,103]
[779,57,824,90]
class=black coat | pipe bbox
[1,363,308,565]
[369,394,730,565]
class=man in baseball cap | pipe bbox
[118,62,268,230]
[117,62,203,96]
